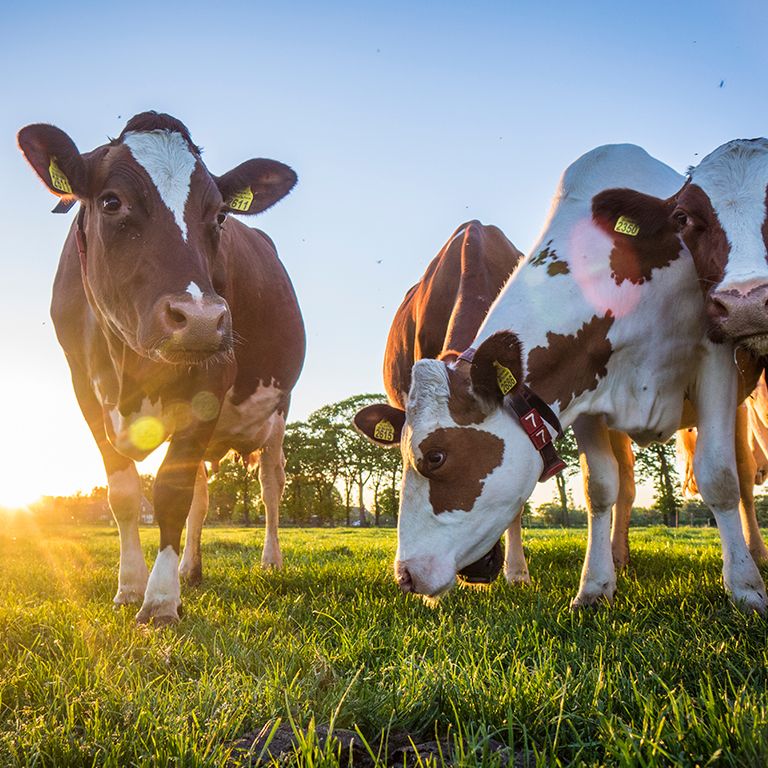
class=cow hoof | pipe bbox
[729,587,767,615]
[504,569,531,586]
[612,555,630,571]
[570,584,615,611]
[260,556,283,569]
[135,601,182,626]
[113,588,145,606]
[179,563,202,587]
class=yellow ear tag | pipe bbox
[227,187,254,212]
[614,215,640,236]
[493,360,517,395]
[373,419,396,442]
[48,158,73,194]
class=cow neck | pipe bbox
[456,347,566,482]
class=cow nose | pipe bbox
[708,283,768,343]
[395,561,414,594]
[159,294,231,351]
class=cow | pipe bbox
[366,219,639,583]
[355,143,767,613]
[18,112,305,625]
[678,374,768,563]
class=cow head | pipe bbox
[355,332,543,598]
[592,139,768,354]
[18,111,297,365]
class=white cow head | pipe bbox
[355,332,544,598]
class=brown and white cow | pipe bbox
[361,219,638,582]
[18,112,305,624]
[357,143,766,612]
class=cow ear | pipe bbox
[216,159,297,215]
[592,187,675,239]
[353,404,405,448]
[17,124,88,202]
[470,331,524,404]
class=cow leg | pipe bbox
[693,357,767,613]
[504,511,531,584]
[178,463,208,586]
[136,435,211,626]
[609,431,635,570]
[571,415,618,609]
[68,367,148,605]
[259,417,287,568]
[735,404,768,565]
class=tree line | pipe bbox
[25,393,754,528]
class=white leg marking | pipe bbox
[571,417,618,609]
[504,512,530,585]
[259,416,287,568]
[107,466,149,605]
[136,546,182,625]
[179,463,208,585]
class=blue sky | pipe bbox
[1,0,767,503]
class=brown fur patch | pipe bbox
[530,240,570,276]
[527,314,615,410]
[470,331,524,404]
[417,427,504,514]
[591,188,682,286]
[674,183,728,293]
[446,364,486,425]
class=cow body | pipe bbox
[358,144,765,612]
[19,113,305,624]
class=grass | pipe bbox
[1,519,767,766]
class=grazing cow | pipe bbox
[678,374,768,564]
[368,219,638,583]
[18,112,305,625]
[356,143,766,612]
[377,219,529,583]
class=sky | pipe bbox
[1,0,768,508]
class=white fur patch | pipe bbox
[143,545,181,607]
[186,282,204,300]
[691,139,768,285]
[123,130,197,242]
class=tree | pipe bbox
[207,457,261,524]
[552,428,580,526]
[635,440,682,526]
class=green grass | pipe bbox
[1,520,767,766]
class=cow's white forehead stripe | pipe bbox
[186,282,204,299]
[123,130,197,242]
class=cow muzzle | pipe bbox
[148,292,233,363]
[457,540,504,585]
[708,282,768,354]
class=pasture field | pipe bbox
[1,520,768,767]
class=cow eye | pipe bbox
[672,208,690,229]
[101,195,121,214]
[216,211,227,227]
[425,450,446,470]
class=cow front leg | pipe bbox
[571,416,618,609]
[108,463,149,605]
[136,441,207,626]
[259,417,287,568]
[609,431,635,570]
[504,511,530,585]
[735,404,768,565]
[693,353,767,613]
[178,463,208,586]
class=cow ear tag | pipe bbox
[226,187,254,212]
[374,419,396,442]
[614,215,640,236]
[493,360,517,395]
[48,158,73,194]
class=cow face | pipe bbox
[592,139,768,354]
[18,112,297,365]
[355,334,542,598]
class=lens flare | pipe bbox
[129,416,166,451]
[191,391,220,422]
